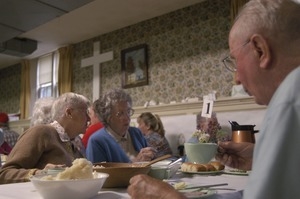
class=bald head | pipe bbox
[232,0,300,52]
[228,0,300,105]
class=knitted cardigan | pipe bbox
[86,127,148,163]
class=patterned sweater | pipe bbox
[0,125,83,184]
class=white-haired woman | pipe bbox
[86,88,155,163]
[0,92,90,184]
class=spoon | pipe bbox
[168,157,183,168]
[142,154,172,167]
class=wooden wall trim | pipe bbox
[132,96,266,117]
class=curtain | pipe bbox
[20,60,31,119]
[230,0,249,24]
[58,45,73,95]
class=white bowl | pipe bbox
[148,161,181,180]
[148,166,171,180]
[151,160,172,167]
[30,172,109,199]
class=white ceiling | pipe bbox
[0,0,205,69]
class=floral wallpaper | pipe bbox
[73,0,232,106]
[0,0,233,113]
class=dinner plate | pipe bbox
[179,188,217,198]
[170,181,217,199]
[223,169,250,176]
[180,170,223,175]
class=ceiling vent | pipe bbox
[0,38,37,57]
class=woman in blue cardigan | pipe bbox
[86,88,156,163]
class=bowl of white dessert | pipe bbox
[30,158,109,199]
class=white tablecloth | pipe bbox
[0,173,248,199]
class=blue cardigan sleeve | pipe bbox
[86,127,148,163]
[86,128,131,163]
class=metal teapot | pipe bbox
[229,121,258,143]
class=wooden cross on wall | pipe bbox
[81,41,113,101]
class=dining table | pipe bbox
[0,169,249,199]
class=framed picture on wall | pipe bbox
[121,44,148,88]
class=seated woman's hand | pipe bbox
[43,163,66,170]
[215,141,254,171]
[134,147,156,162]
[128,174,185,199]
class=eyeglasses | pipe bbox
[115,108,135,118]
[222,39,250,72]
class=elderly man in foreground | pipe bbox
[127,0,300,198]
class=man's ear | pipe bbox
[250,34,271,69]
[65,108,72,119]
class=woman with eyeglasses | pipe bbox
[86,88,156,163]
[0,92,91,184]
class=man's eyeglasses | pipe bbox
[115,109,135,118]
[222,39,250,72]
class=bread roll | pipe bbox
[210,161,225,171]
[181,161,224,172]
[202,164,216,171]
[190,163,206,172]
[181,162,206,172]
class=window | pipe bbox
[37,52,59,98]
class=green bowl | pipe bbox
[184,143,217,163]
